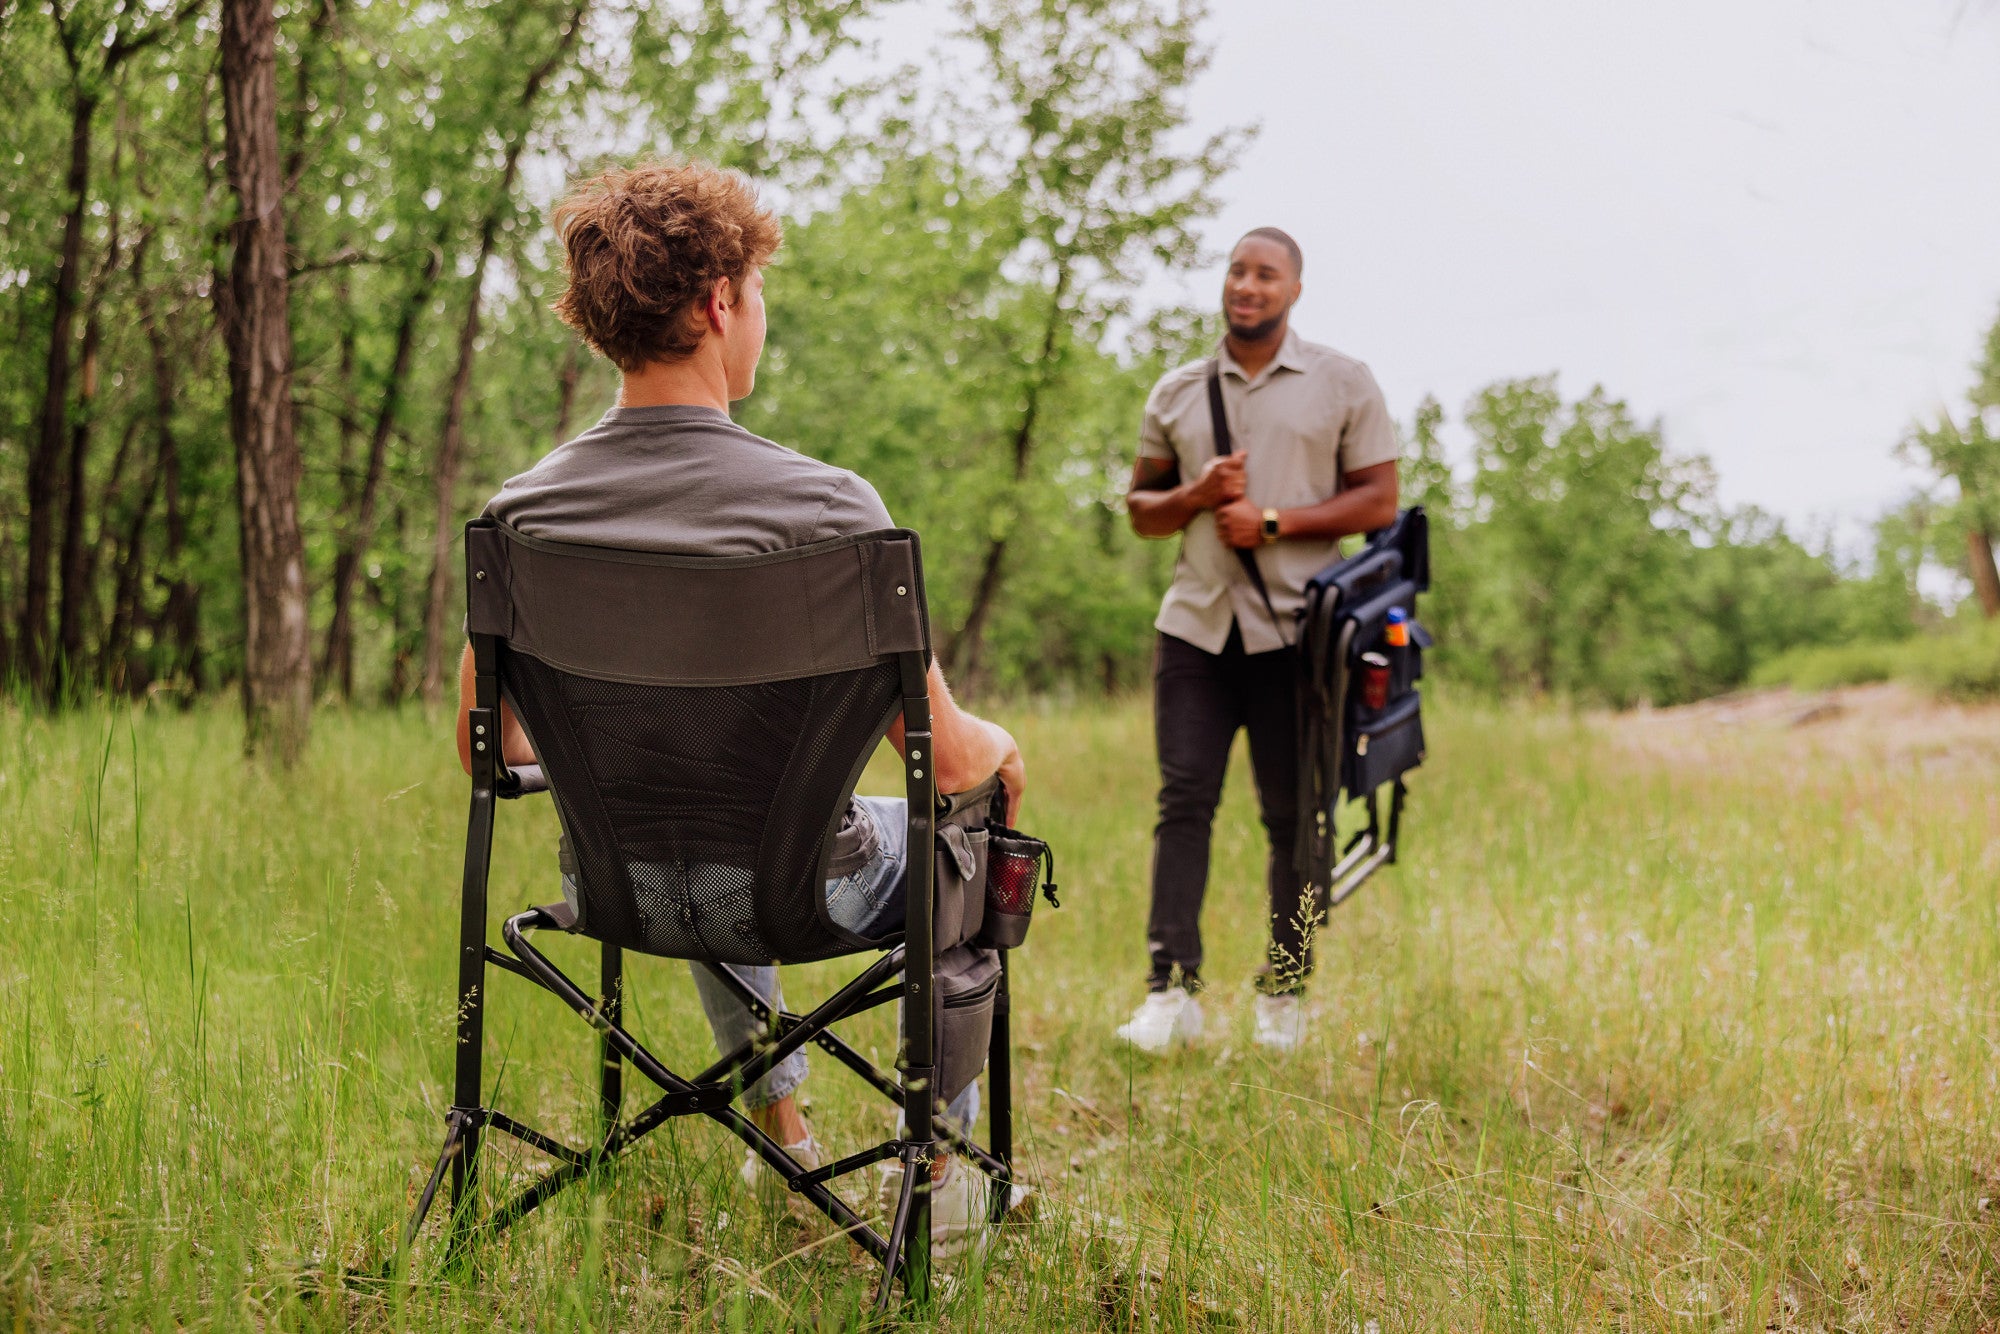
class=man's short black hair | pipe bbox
[1236,226,1302,277]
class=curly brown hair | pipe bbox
[550,160,782,372]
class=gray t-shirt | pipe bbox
[487,404,893,552]
[484,404,897,876]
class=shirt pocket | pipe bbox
[1252,411,1341,507]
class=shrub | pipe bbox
[1749,640,1902,691]
[1905,619,2000,700]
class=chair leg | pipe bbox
[599,942,623,1142]
[404,1107,473,1247]
[447,778,496,1236]
[987,951,1014,1223]
[876,1141,929,1312]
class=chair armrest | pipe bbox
[497,764,549,799]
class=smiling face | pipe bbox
[1222,234,1303,342]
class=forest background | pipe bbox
[4,0,1999,766]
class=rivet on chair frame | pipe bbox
[475,570,486,580]
[895,585,907,595]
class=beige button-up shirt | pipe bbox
[1139,330,1400,654]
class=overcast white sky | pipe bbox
[863,0,2000,539]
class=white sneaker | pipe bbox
[1252,993,1307,1051]
[873,1155,1014,1264]
[1114,987,1204,1054]
[740,1135,823,1217]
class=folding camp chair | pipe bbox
[400,519,1018,1307]
[1293,507,1432,910]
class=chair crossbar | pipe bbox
[853,985,904,1011]
[482,944,545,989]
[689,950,907,1094]
[703,959,1010,1182]
[437,1020,898,1268]
[405,901,958,1286]
[500,910,711,1100]
[483,1110,598,1168]
[796,1140,905,1189]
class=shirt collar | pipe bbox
[1217,327,1307,385]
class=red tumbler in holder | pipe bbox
[1360,651,1391,710]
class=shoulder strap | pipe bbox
[1206,359,1283,634]
[1205,360,1235,458]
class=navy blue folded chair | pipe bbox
[1294,506,1433,910]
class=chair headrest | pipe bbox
[465,520,930,687]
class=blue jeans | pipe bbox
[567,795,980,1132]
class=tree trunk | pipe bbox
[943,266,1069,692]
[322,246,441,696]
[553,340,582,445]
[158,423,203,696]
[54,303,104,699]
[103,435,164,694]
[79,414,140,664]
[1968,524,2000,619]
[124,238,179,690]
[417,0,589,704]
[217,0,311,764]
[134,236,202,695]
[22,92,96,697]
[384,498,412,702]
[331,273,359,490]
[418,228,496,706]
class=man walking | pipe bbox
[1117,228,1399,1053]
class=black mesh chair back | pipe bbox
[466,520,928,964]
[397,519,1003,1308]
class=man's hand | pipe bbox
[1215,497,1267,549]
[1184,454,1246,510]
[993,726,1026,826]
[1127,453,1245,539]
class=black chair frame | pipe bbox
[1294,507,1430,910]
[400,526,1015,1309]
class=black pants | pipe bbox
[1147,626,1317,994]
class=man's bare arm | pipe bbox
[886,660,1026,824]
[455,643,537,774]
[1125,453,1246,538]
[1213,461,1399,550]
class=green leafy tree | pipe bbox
[1455,377,1711,704]
[940,0,1243,691]
[11,0,196,699]
[1899,409,2000,619]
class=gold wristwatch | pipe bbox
[1261,508,1281,544]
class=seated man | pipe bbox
[453,159,1026,1254]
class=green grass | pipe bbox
[4,695,1999,1329]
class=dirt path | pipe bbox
[1603,681,2000,774]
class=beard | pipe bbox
[1226,311,1286,342]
